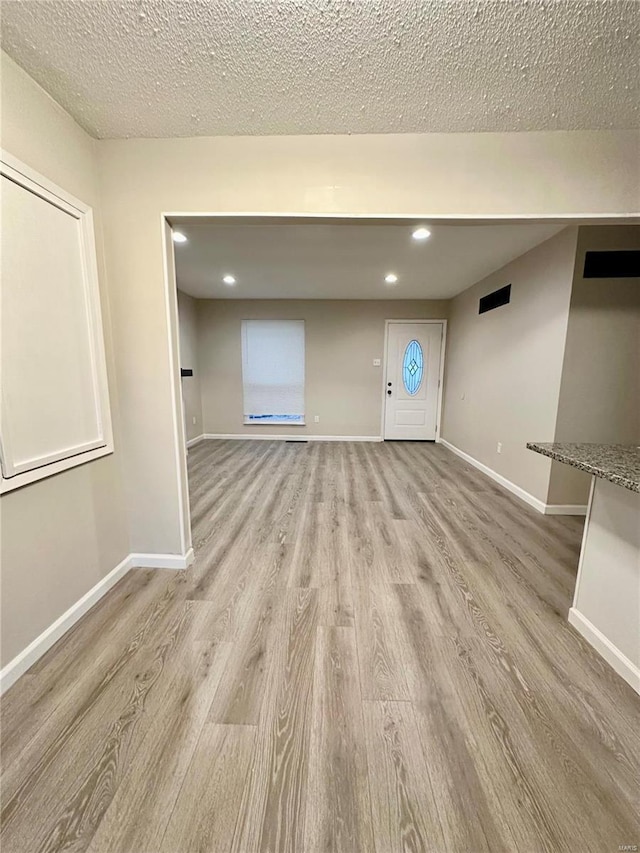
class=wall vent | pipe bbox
[583,250,640,278]
[479,284,511,315]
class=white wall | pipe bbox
[177,290,203,441]
[441,228,579,505]
[573,479,640,673]
[548,225,640,504]
[0,53,129,667]
[196,299,449,438]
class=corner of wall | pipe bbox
[548,223,640,505]
[0,53,132,670]
[441,227,580,508]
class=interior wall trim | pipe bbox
[569,607,640,695]
[544,503,589,516]
[186,434,206,448]
[129,550,194,570]
[0,548,194,695]
[0,554,130,695]
[439,438,587,516]
[161,218,192,560]
[201,434,384,442]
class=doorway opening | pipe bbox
[165,215,574,550]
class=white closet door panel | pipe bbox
[1,154,112,490]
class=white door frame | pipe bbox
[381,319,447,442]
[161,218,192,559]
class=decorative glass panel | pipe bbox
[402,340,424,395]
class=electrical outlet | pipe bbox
[497,442,502,454]
[373,358,381,366]
[314,415,320,423]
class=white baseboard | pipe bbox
[0,547,195,695]
[544,504,589,516]
[186,434,205,448]
[568,607,640,695]
[0,553,131,695]
[129,548,194,570]
[202,433,383,442]
[439,438,547,513]
[439,438,587,516]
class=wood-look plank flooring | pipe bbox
[2,440,639,852]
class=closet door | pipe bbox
[1,154,113,492]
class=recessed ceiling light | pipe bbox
[385,273,398,284]
[223,274,236,285]
[172,231,187,243]
[412,227,431,241]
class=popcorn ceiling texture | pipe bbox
[2,0,639,139]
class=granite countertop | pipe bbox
[526,442,640,493]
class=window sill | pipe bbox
[244,419,306,426]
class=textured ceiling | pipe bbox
[2,0,639,139]
[171,220,565,299]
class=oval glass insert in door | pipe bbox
[402,340,424,395]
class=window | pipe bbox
[402,340,424,395]
[241,320,305,425]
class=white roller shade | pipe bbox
[241,320,305,424]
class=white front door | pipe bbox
[384,322,443,440]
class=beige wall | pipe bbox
[96,130,640,555]
[3,52,639,669]
[441,228,579,504]
[548,225,640,504]
[0,54,129,666]
[177,291,204,441]
[196,300,448,437]
[2,49,640,665]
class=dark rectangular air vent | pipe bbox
[479,284,511,315]
[583,250,640,278]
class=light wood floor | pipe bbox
[2,440,639,852]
